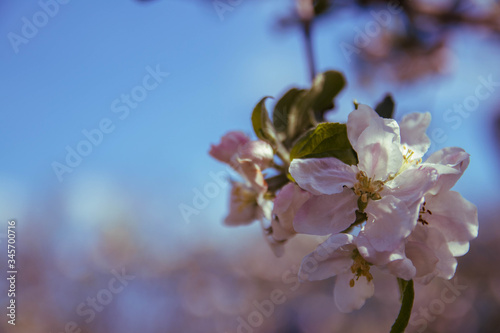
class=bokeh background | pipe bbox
[1,0,500,332]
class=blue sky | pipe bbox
[1,0,499,251]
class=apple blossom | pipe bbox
[209,131,250,166]
[299,233,375,313]
[290,105,438,254]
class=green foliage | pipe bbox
[273,88,304,136]
[273,70,346,146]
[289,123,357,165]
[252,97,277,145]
[308,70,346,115]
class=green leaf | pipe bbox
[390,279,414,333]
[286,90,316,143]
[283,71,346,143]
[252,97,276,144]
[308,71,346,114]
[375,94,395,119]
[289,123,357,165]
[273,88,304,134]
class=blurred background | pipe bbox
[1,0,500,332]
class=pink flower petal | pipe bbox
[347,104,402,180]
[238,140,274,170]
[293,189,357,236]
[224,182,260,226]
[424,147,470,195]
[425,190,478,256]
[299,234,355,281]
[384,165,438,219]
[271,183,311,242]
[334,272,374,313]
[238,160,267,194]
[408,225,457,284]
[399,112,431,158]
[362,195,414,253]
[289,158,358,195]
[209,131,250,165]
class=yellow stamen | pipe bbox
[353,171,384,205]
[349,249,373,287]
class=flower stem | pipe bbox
[302,21,316,82]
[390,279,414,333]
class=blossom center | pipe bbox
[349,249,373,287]
[353,171,384,204]
[417,201,432,225]
[402,145,422,166]
[232,184,258,212]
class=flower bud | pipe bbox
[209,131,250,165]
[237,140,274,170]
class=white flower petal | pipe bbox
[293,189,358,235]
[238,160,267,194]
[386,257,417,281]
[209,131,250,165]
[405,239,438,283]
[356,139,403,180]
[408,225,457,284]
[399,112,431,158]
[347,104,402,180]
[425,190,478,256]
[334,272,374,313]
[238,140,274,170]
[362,195,414,253]
[347,104,400,150]
[289,158,358,195]
[271,183,311,242]
[299,234,355,281]
[424,147,470,195]
[224,183,260,226]
[357,235,416,280]
[384,166,438,218]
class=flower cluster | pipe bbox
[209,71,477,327]
[290,105,478,312]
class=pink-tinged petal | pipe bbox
[347,104,402,180]
[424,190,478,256]
[293,189,357,235]
[209,131,250,165]
[399,112,431,158]
[271,183,311,242]
[424,147,470,195]
[262,232,285,257]
[362,195,414,253]
[258,196,273,222]
[347,104,400,150]
[384,166,438,218]
[224,183,259,226]
[356,139,403,180]
[408,225,457,284]
[299,234,355,281]
[386,257,417,281]
[289,158,358,195]
[446,242,470,258]
[237,140,274,170]
[405,240,438,283]
[357,235,416,280]
[238,160,267,194]
[334,272,374,313]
